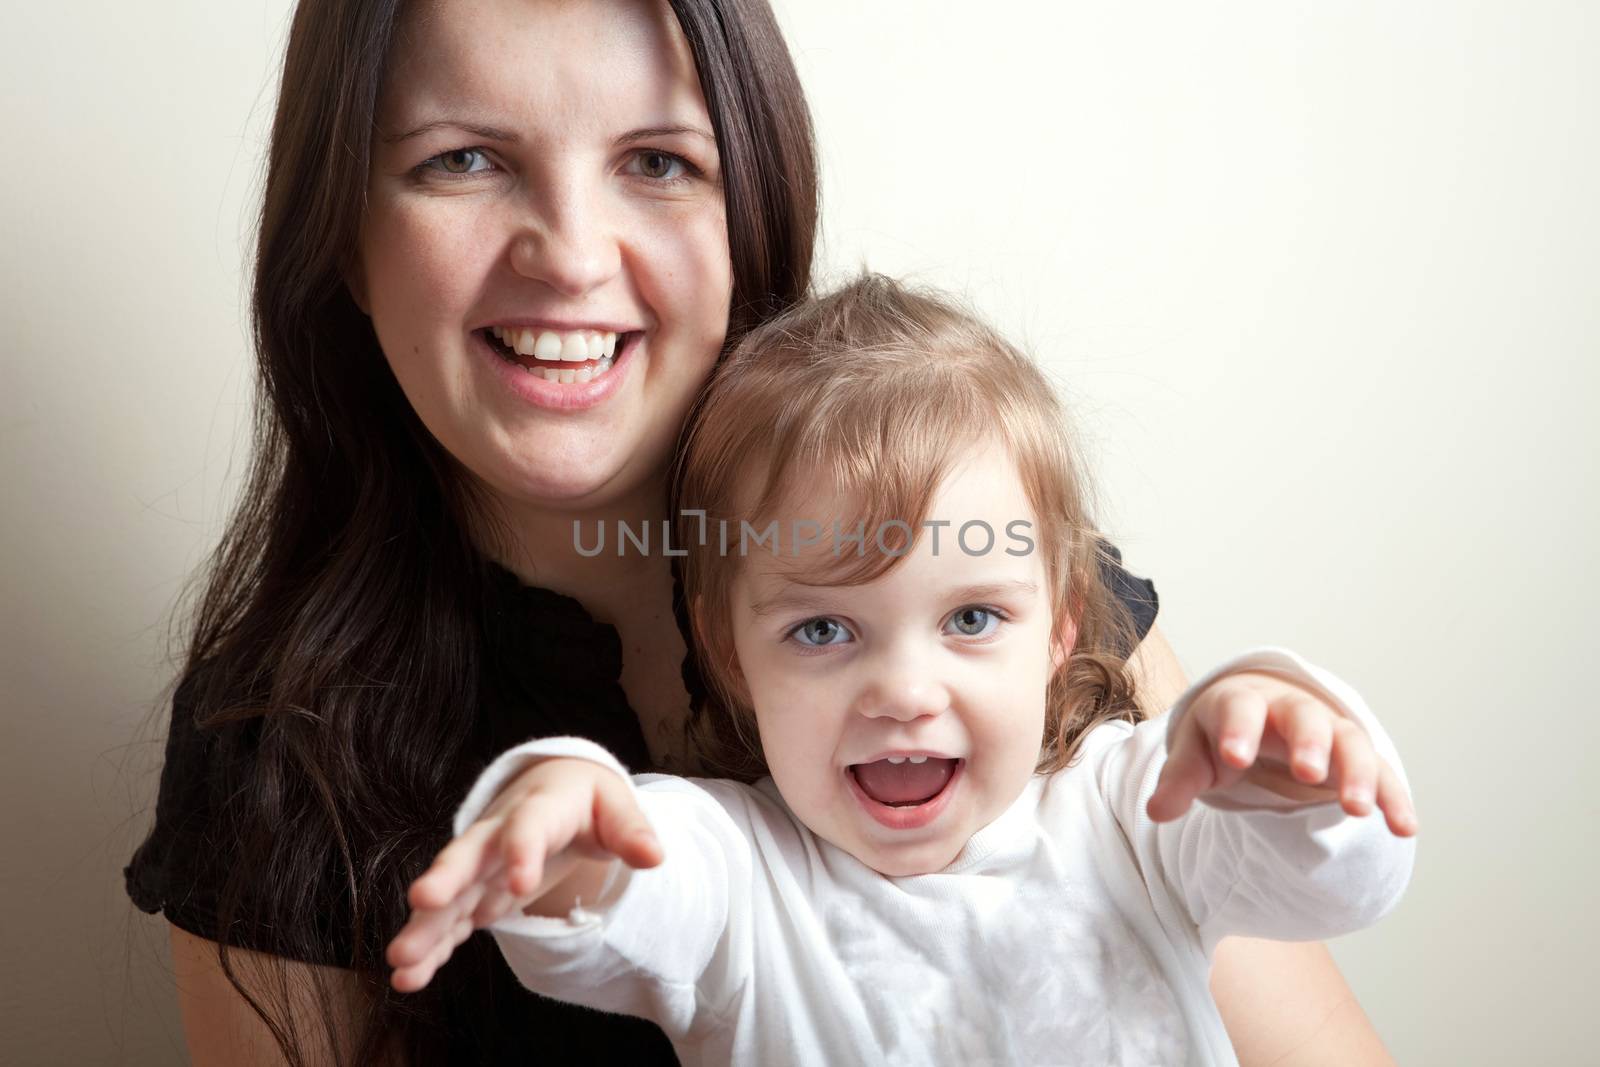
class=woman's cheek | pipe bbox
[631,204,732,337]
[365,210,479,330]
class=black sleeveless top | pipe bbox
[126,552,1157,1064]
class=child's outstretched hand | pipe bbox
[1147,671,1418,837]
[385,757,663,993]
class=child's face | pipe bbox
[728,442,1065,876]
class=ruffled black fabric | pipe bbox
[476,562,652,772]
[1099,541,1160,653]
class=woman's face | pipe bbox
[355,0,731,517]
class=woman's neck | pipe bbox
[478,477,677,627]
[478,473,697,768]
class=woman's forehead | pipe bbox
[379,0,707,140]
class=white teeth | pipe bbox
[490,327,622,382]
[534,331,563,360]
[492,326,622,362]
[885,756,907,765]
[908,755,928,764]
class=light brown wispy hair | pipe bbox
[670,273,1140,782]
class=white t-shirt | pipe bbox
[456,648,1415,1067]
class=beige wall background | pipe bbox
[3,0,1594,1062]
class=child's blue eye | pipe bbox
[946,607,1000,638]
[791,617,851,647]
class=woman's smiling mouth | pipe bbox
[474,327,640,412]
[483,325,635,383]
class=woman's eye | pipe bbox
[419,147,493,178]
[631,150,689,181]
[791,617,851,647]
[946,607,1000,638]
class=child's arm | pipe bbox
[389,736,765,1038]
[386,741,664,993]
[1103,648,1419,953]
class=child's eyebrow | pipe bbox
[944,580,1039,604]
[747,580,1039,618]
[747,586,834,618]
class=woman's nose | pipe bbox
[508,187,621,298]
[852,645,950,723]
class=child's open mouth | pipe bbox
[847,757,963,830]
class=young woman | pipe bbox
[128,0,1396,1063]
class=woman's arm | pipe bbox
[1127,626,1398,1066]
[170,925,381,1066]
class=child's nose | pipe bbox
[852,645,949,722]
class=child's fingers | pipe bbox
[390,958,436,994]
[385,913,440,972]
[1197,684,1269,772]
[472,884,517,928]
[1163,684,1266,804]
[591,773,664,869]
[1375,761,1419,836]
[392,915,472,994]
[1328,719,1378,817]
[387,882,484,968]
[417,926,465,987]
[1269,695,1335,784]
[409,820,502,910]
[502,793,565,896]
[387,904,456,968]
[1149,716,1218,822]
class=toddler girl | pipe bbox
[386,275,1417,1066]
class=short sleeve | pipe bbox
[125,671,229,942]
[1098,540,1159,649]
[123,670,355,963]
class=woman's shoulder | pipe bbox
[125,659,398,963]
[124,664,249,940]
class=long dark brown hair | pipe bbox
[177,0,816,1062]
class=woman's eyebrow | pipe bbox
[615,124,716,147]
[380,119,519,146]
[377,121,714,150]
